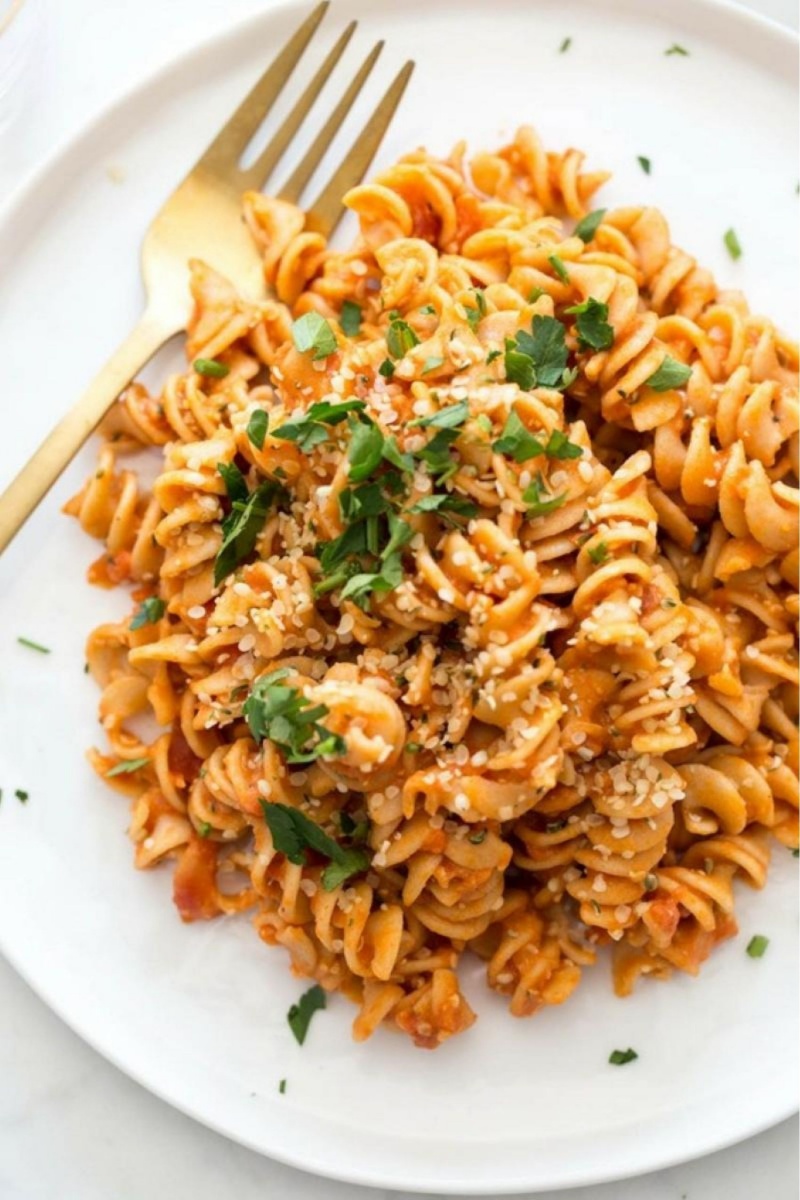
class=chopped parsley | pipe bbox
[291,312,337,360]
[130,597,166,630]
[405,742,423,754]
[609,1048,638,1065]
[347,416,385,482]
[421,355,444,375]
[105,757,150,777]
[410,400,470,430]
[545,429,583,460]
[245,670,345,764]
[386,316,420,359]
[565,297,615,351]
[523,474,568,518]
[14,789,28,803]
[16,637,50,654]
[278,1078,287,1094]
[643,873,658,892]
[287,984,326,1045]
[645,355,692,392]
[493,410,547,462]
[548,254,570,284]
[504,315,572,391]
[193,358,229,378]
[408,494,477,518]
[378,358,395,379]
[746,935,769,958]
[214,463,283,586]
[464,289,486,330]
[637,155,651,174]
[340,300,362,337]
[559,36,572,52]
[573,208,606,244]
[587,541,609,564]
[419,304,436,315]
[723,228,742,261]
[665,43,689,55]
[272,398,366,453]
[197,821,212,838]
[260,800,369,891]
[468,831,487,844]
[493,415,582,463]
[246,408,269,450]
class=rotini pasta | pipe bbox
[68,125,798,1049]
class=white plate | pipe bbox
[0,0,797,1192]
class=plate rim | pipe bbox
[0,0,797,1191]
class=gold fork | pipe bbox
[0,2,413,553]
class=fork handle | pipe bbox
[0,312,173,554]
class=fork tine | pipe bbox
[199,1,329,174]
[302,60,415,237]
[239,21,357,191]
[278,40,385,207]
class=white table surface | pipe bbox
[1,0,797,1197]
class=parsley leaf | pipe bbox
[504,341,536,390]
[464,289,486,330]
[246,409,269,450]
[548,254,570,284]
[665,43,689,55]
[415,427,461,481]
[340,300,362,337]
[587,541,609,564]
[746,934,769,958]
[382,436,414,473]
[106,757,150,777]
[217,461,248,504]
[193,358,229,378]
[321,849,372,891]
[410,400,470,430]
[347,417,385,482]
[272,399,366,453]
[723,228,742,261]
[645,355,692,391]
[523,475,568,517]
[486,348,502,364]
[130,597,166,630]
[387,317,419,358]
[260,799,342,864]
[543,429,583,460]
[559,36,571,52]
[287,984,326,1045]
[637,155,651,174]
[291,312,338,360]
[422,355,444,375]
[245,671,345,763]
[378,358,395,379]
[214,467,282,586]
[408,494,478,517]
[573,208,606,243]
[609,1048,638,1065]
[493,410,545,462]
[565,297,615,351]
[521,315,570,387]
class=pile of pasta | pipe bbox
[67,126,799,1049]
